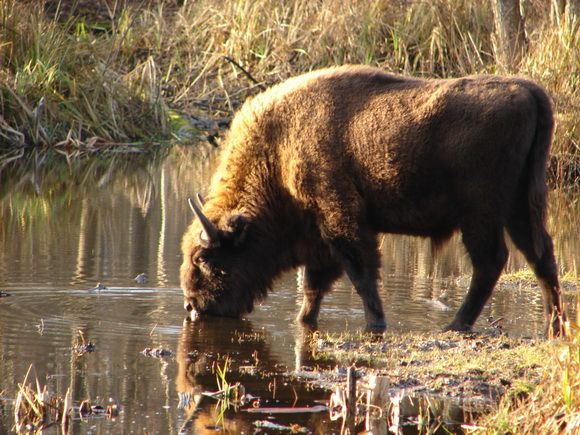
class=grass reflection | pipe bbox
[0,143,217,289]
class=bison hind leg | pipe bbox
[297,262,343,327]
[446,222,508,332]
[507,210,566,336]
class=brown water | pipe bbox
[0,144,577,434]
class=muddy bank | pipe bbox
[308,331,549,402]
[288,330,562,432]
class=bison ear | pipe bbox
[226,214,249,247]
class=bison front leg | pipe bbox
[304,173,385,331]
[329,235,386,332]
[297,263,343,327]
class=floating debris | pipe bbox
[73,341,95,355]
[246,405,328,414]
[88,282,107,293]
[0,290,11,297]
[107,403,119,418]
[134,273,147,284]
[77,399,119,420]
[141,347,173,358]
[72,330,95,355]
[36,319,45,335]
[487,316,505,333]
[79,400,92,417]
[13,366,119,432]
[239,365,258,375]
[417,297,452,311]
[201,382,246,401]
[254,420,310,433]
[91,404,106,414]
[234,330,266,343]
[186,350,199,361]
[14,369,65,432]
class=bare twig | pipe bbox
[223,57,266,90]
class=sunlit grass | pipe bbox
[312,331,550,379]
[475,303,580,433]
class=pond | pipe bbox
[0,144,577,434]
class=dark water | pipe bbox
[0,145,577,434]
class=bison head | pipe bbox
[180,194,268,320]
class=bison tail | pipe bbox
[524,81,555,258]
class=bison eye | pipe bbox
[194,252,224,277]
[195,253,208,267]
[196,259,212,276]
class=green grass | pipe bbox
[0,0,578,185]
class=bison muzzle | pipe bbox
[180,65,565,335]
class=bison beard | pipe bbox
[180,65,566,335]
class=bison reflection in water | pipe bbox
[180,65,565,335]
[175,318,331,433]
[176,319,254,434]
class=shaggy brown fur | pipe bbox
[180,65,565,334]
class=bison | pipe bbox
[180,65,565,335]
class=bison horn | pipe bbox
[188,194,219,244]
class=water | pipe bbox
[0,145,577,434]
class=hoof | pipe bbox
[366,320,387,333]
[302,324,319,334]
[443,321,472,333]
[297,319,319,333]
[545,316,567,338]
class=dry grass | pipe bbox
[0,0,578,184]
[0,0,168,149]
[13,365,70,432]
[473,306,580,434]
[12,363,119,432]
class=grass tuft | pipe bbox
[476,303,580,433]
[13,365,69,432]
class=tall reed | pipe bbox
[0,0,168,149]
